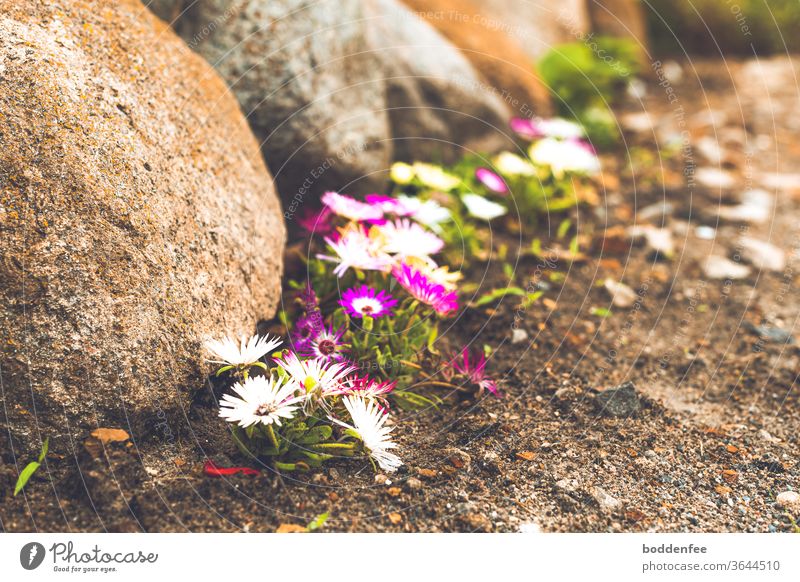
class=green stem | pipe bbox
[266,425,280,450]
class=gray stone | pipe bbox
[703,256,751,280]
[738,237,786,272]
[595,381,642,418]
[173,0,392,201]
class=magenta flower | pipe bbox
[317,225,393,277]
[340,285,397,319]
[365,194,415,216]
[392,263,459,315]
[337,373,396,408]
[300,322,348,362]
[297,205,334,235]
[450,348,500,397]
[321,191,384,222]
[510,117,584,140]
[292,313,323,351]
[475,167,509,194]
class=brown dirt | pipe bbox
[2,58,799,533]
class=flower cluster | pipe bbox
[207,334,402,473]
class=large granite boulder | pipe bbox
[171,0,393,203]
[365,0,514,163]
[0,0,285,442]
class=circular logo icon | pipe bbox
[20,542,46,570]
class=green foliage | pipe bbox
[14,437,49,496]
[647,0,800,55]
[538,37,640,115]
[307,512,329,532]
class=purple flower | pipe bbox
[292,313,323,351]
[322,191,384,222]
[365,194,415,216]
[392,263,459,315]
[450,348,500,397]
[299,322,348,362]
[340,285,397,319]
[475,167,509,194]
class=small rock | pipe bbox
[516,451,536,462]
[695,136,723,165]
[387,487,402,497]
[519,522,542,533]
[738,237,786,272]
[716,189,773,224]
[90,428,130,444]
[417,468,437,479]
[511,328,529,344]
[405,477,422,490]
[628,225,675,259]
[388,512,403,525]
[275,523,307,533]
[621,112,654,133]
[374,473,388,484]
[703,256,751,280]
[444,448,471,471]
[758,429,779,443]
[591,486,622,513]
[638,201,674,222]
[775,491,800,513]
[595,381,642,418]
[696,167,737,189]
[695,225,716,240]
[746,323,795,345]
[604,278,638,308]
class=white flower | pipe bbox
[332,395,402,472]
[317,225,393,277]
[529,138,600,176]
[461,193,507,221]
[321,191,383,222]
[378,218,444,260]
[396,195,452,232]
[493,151,536,177]
[205,334,283,367]
[412,162,461,191]
[275,351,355,397]
[535,117,585,139]
[219,375,305,428]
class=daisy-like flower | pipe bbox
[461,193,508,221]
[292,313,323,351]
[450,348,500,397]
[395,194,452,233]
[219,375,306,428]
[475,167,509,194]
[529,137,601,177]
[493,151,536,177]
[317,224,393,277]
[297,205,334,235]
[412,162,461,191]
[340,285,398,319]
[205,334,283,374]
[332,395,402,472]
[392,263,459,315]
[510,116,585,140]
[339,374,397,400]
[378,218,444,259]
[275,351,355,399]
[403,256,461,291]
[321,191,384,222]
[300,322,348,362]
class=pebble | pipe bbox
[511,328,529,344]
[405,477,422,490]
[775,491,800,513]
[628,225,675,259]
[519,522,542,533]
[738,236,786,271]
[591,486,622,513]
[443,447,471,472]
[716,189,772,224]
[702,256,751,280]
[758,429,779,443]
[604,278,638,308]
[695,225,716,240]
[594,381,642,418]
[747,323,795,345]
[696,167,737,189]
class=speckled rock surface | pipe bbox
[171,0,392,203]
[365,0,513,163]
[0,0,284,442]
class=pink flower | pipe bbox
[299,322,348,363]
[365,194,415,216]
[392,263,459,315]
[336,373,396,408]
[297,205,334,235]
[340,285,397,319]
[511,117,585,140]
[317,225,393,277]
[322,191,384,222]
[450,348,500,397]
[475,167,509,194]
